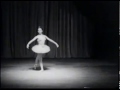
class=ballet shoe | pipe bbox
[40,69,44,71]
[33,64,38,70]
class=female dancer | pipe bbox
[26,26,59,71]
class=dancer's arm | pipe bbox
[26,36,38,49]
[45,35,59,48]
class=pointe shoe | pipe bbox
[34,64,37,69]
[40,69,44,71]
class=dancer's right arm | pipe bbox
[26,36,38,49]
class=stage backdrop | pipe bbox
[1,1,95,58]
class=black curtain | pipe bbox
[1,1,95,59]
[93,1,119,60]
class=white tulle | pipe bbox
[32,44,50,54]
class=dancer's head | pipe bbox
[38,26,43,34]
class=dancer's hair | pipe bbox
[38,26,41,29]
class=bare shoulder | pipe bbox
[42,34,47,37]
[34,35,39,38]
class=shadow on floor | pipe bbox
[29,66,50,71]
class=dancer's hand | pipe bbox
[26,44,29,49]
[56,44,59,48]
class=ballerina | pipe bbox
[26,26,59,71]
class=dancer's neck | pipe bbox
[39,33,43,35]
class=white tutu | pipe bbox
[32,44,50,54]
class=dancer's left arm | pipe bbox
[45,35,59,48]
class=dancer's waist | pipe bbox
[37,42,45,45]
[37,43,47,46]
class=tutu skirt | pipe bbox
[32,44,50,54]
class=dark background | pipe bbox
[75,1,118,60]
[1,1,118,60]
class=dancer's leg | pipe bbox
[34,54,39,69]
[38,54,44,71]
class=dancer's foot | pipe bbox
[34,64,37,69]
[40,69,44,71]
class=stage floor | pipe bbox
[1,59,118,89]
